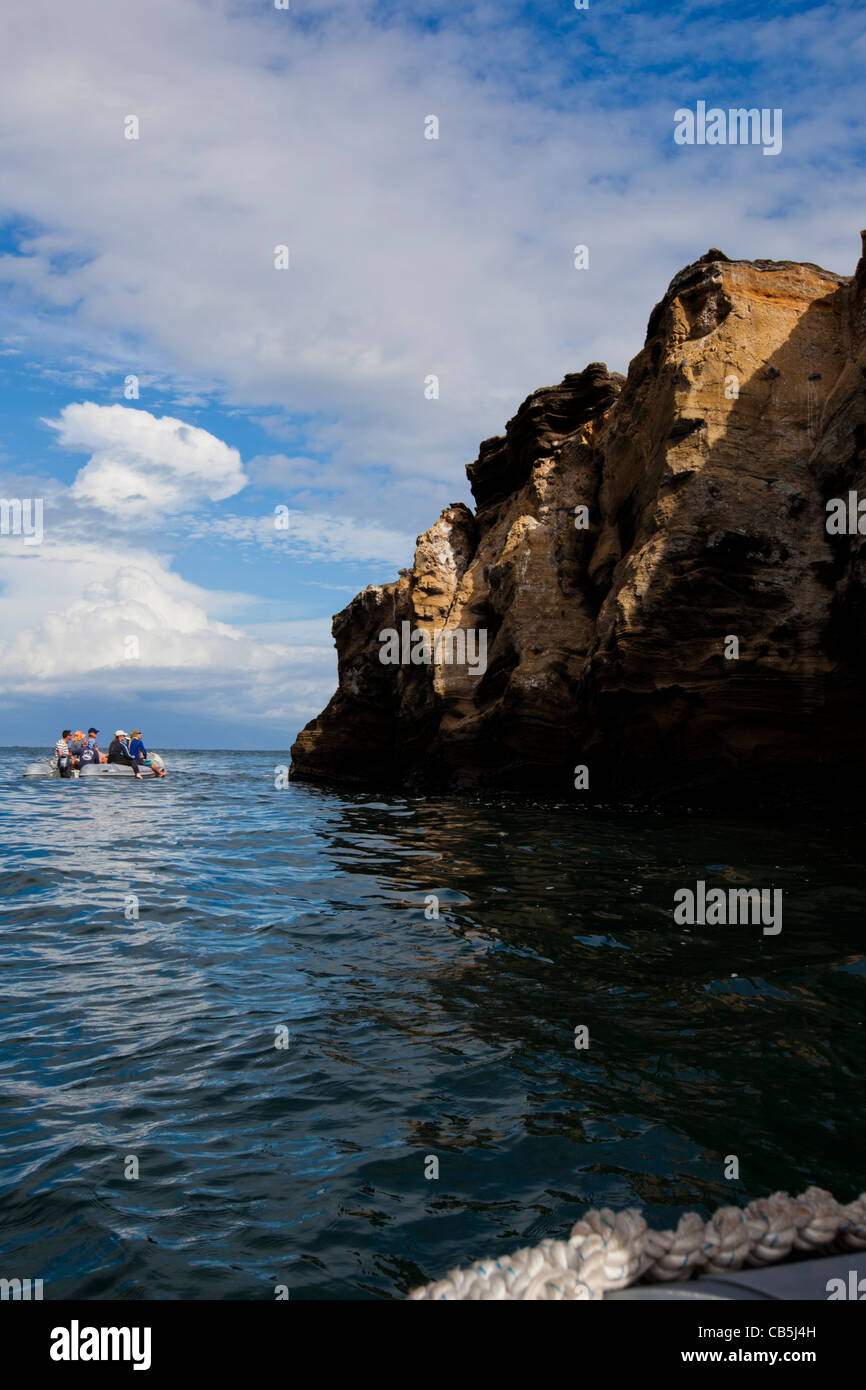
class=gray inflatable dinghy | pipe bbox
[23,754,166,779]
[607,1251,866,1299]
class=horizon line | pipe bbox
[0,744,294,752]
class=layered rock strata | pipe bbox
[291,232,866,801]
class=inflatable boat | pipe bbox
[410,1184,866,1300]
[23,754,166,779]
[606,1250,866,1300]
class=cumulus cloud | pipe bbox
[0,538,336,725]
[45,403,247,515]
[1,0,862,526]
[1,0,864,741]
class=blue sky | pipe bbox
[0,0,864,748]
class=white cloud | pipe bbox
[193,509,415,567]
[0,537,336,724]
[0,0,861,525]
[0,0,864,742]
[45,402,247,516]
[288,510,416,567]
[300,580,357,593]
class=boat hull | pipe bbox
[24,757,166,779]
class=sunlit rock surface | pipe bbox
[291,233,866,801]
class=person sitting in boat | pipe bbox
[67,730,85,762]
[107,729,143,779]
[78,729,101,769]
[87,727,108,763]
[90,727,109,764]
[55,729,73,778]
[129,729,147,764]
[128,728,166,777]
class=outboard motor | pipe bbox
[57,754,73,778]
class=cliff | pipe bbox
[290,231,866,802]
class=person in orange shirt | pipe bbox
[67,731,85,767]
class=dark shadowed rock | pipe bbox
[291,233,866,804]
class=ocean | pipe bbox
[1,747,863,1299]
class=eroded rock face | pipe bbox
[291,233,866,801]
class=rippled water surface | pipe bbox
[1,747,864,1299]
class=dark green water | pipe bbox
[0,749,863,1298]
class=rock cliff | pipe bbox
[291,232,866,802]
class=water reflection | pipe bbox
[0,750,863,1298]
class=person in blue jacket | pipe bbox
[129,729,147,765]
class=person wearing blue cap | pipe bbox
[79,728,101,768]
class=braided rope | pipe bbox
[408,1186,866,1300]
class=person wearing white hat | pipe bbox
[107,729,143,778]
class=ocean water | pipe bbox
[0,746,864,1300]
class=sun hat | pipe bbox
[115,729,128,738]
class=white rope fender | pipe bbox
[408,1186,866,1300]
